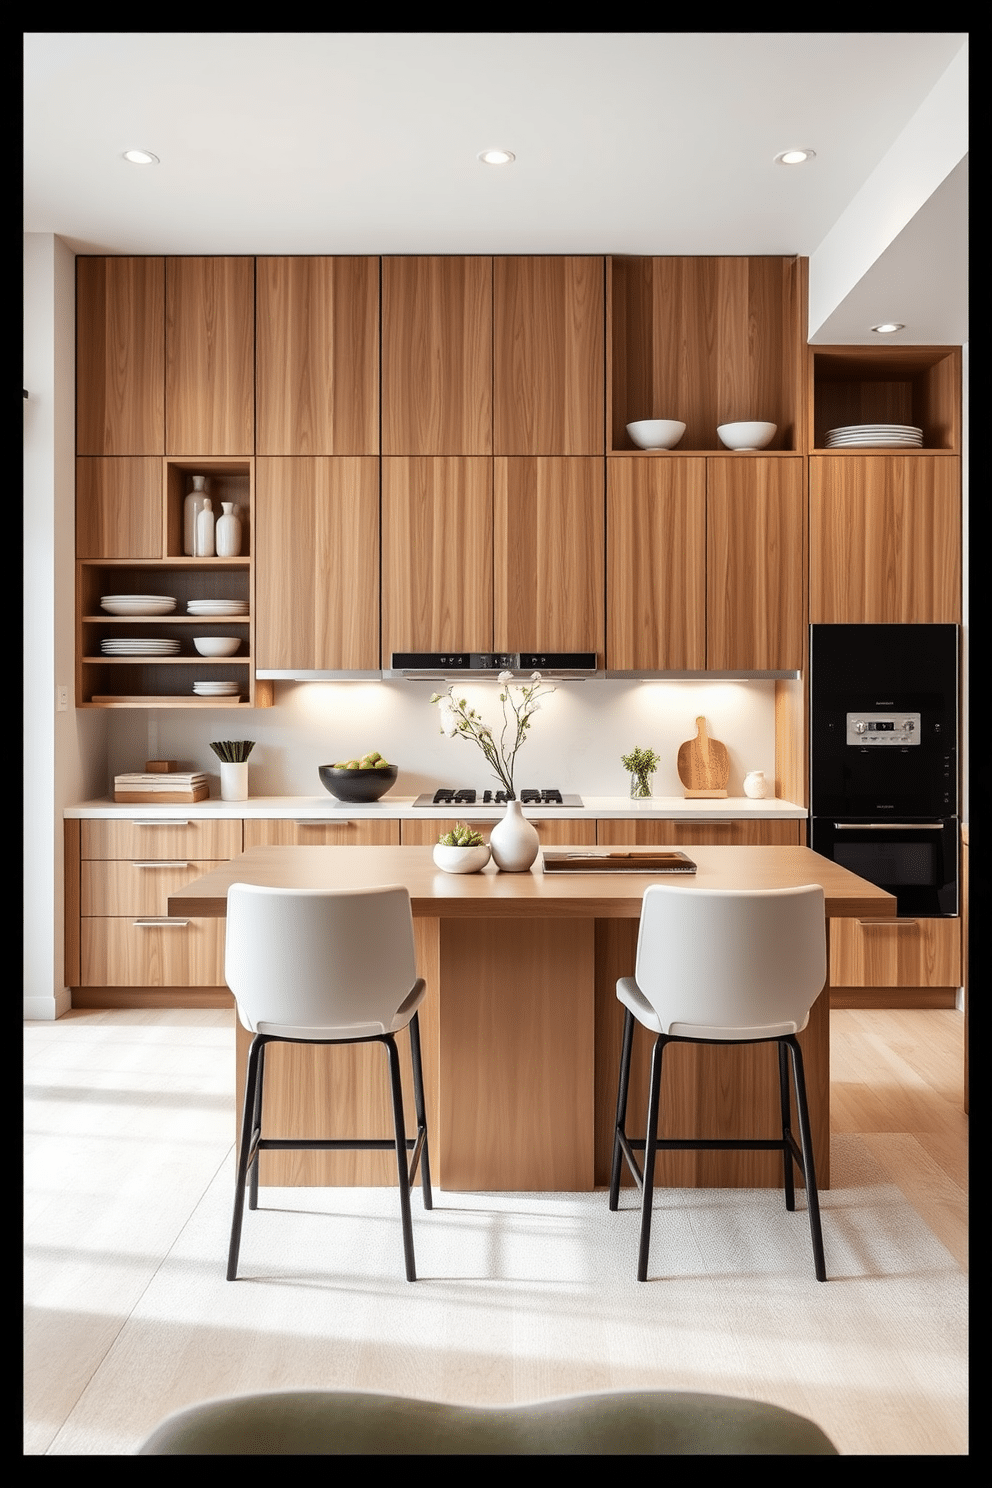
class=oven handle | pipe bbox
[832,822,946,830]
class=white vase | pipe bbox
[195,498,215,557]
[489,798,540,872]
[215,501,242,557]
[220,762,248,801]
[183,476,207,556]
[743,770,767,799]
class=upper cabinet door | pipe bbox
[256,257,379,456]
[494,457,605,659]
[494,257,605,455]
[382,257,492,455]
[166,257,254,455]
[810,455,961,624]
[706,456,804,671]
[76,258,165,455]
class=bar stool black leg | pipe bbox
[610,1009,636,1210]
[786,1035,827,1282]
[385,1034,417,1282]
[228,1033,265,1281]
[778,1039,796,1212]
[408,1011,433,1211]
[637,1034,667,1282]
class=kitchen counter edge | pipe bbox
[65,795,808,821]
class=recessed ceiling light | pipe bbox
[774,148,816,166]
[478,149,515,166]
[871,322,905,334]
[123,149,160,166]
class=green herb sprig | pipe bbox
[210,739,255,763]
[620,745,660,776]
[438,823,485,847]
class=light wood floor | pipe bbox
[24,1004,968,1455]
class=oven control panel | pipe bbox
[846,711,921,746]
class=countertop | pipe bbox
[65,794,808,821]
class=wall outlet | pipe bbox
[56,684,69,713]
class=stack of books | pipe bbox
[114,771,210,804]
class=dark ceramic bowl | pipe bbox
[318,764,398,802]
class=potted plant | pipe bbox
[432,823,491,874]
[621,744,659,800]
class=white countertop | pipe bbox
[65,794,807,821]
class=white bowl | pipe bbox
[717,421,777,450]
[432,843,491,874]
[193,636,241,656]
[626,419,686,450]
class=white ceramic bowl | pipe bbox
[717,421,777,450]
[432,843,491,874]
[626,419,686,450]
[193,636,241,656]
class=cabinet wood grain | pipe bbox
[76,257,165,455]
[597,819,802,846]
[76,458,163,559]
[707,456,804,670]
[81,917,227,987]
[80,818,243,860]
[829,917,961,987]
[494,457,605,658]
[256,257,378,455]
[810,455,961,623]
[494,256,604,454]
[381,457,494,659]
[382,256,492,455]
[400,818,598,848]
[606,456,706,669]
[255,457,379,671]
[166,257,254,455]
[244,819,400,848]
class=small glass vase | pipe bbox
[629,772,653,800]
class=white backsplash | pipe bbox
[105,678,781,799]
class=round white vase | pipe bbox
[215,501,242,557]
[220,762,248,801]
[743,770,766,799]
[489,798,540,872]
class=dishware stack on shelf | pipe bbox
[100,594,177,616]
[193,681,242,698]
[101,638,181,657]
[824,424,923,448]
[187,599,249,617]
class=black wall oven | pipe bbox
[809,624,958,916]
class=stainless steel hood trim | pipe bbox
[606,669,801,681]
[387,651,601,680]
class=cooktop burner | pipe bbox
[414,788,583,807]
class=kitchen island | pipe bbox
[170,844,894,1193]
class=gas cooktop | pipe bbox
[413,789,583,807]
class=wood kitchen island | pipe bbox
[169,845,895,1193]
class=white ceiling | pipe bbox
[23,32,969,343]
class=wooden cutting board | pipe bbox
[677,716,729,797]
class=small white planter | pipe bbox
[432,843,491,874]
[220,762,248,801]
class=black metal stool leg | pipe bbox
[637,1034,667,1282]
[385,1034,417,1282]
[610,1008,636,1210]
[228,1033,265,1281]
[786,1036,827,1282]
[408,1011,433,1211]
[778,1039,796,1212]
[249,1039,266,1211]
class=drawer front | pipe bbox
[81,917,228,986]
[829,917,961,987]
[597,819,801,847]
[400,818,598,847]
[81,818,243,860]
[244,818,401,847]
[81,860,228,917]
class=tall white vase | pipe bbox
[195,498,215,557]
[183,476,208,555]
[215,501,242,557]
[489,798,540,872]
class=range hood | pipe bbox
[387,652,600,680]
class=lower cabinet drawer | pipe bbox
[244,818,400,847]
[829,917,961,987]
[81,860,227,916]
[81,917,228,986]
[597,819,802,846]
[81,818,243,860]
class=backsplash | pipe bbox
[105,678,780,799]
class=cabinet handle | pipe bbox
[132,819,191,827]
[131,861,191,868]
[856,919,918,927]
[132,918,191,928]
[294,819,352,826]
[834,822,944,831]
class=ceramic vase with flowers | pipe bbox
[430,672,554,871]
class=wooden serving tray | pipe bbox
[543,850,696,874]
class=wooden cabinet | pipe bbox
[829,917,961,1008]
[596,819,802,847]
[401,817,597,848]
[381,457,494,659]
[494,457,605,658]
[255,457,379,671]
[494,256,604,454]
[382,256,492,455]
[165,257,255,456]
[809,455,961,623]
[76,257,165,456]
[70,817,243,1003]
[244,818,400,847]
[76,457,163,560]
[256,256,378,455]
[607,455,802,672]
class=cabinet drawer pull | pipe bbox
[294,819,353,827]
[131,861,191,869]
[856,918,918,927]
[132,918,191,928]
[834,822,944,831]
[131,819,191,827]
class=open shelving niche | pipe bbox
[808,345,961,452]
[76,457,272,708]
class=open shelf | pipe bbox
[809,346,960,451]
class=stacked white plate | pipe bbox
[825,424,923,448]
[192,681,241,697]
[101,638,180,656]
[187,599,248,616]
[101,595,177,616]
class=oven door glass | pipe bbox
[810,820,957,916]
